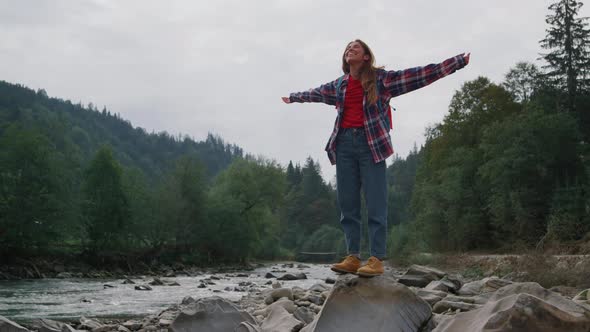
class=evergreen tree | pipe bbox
[540,0,590,112]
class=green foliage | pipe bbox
[301,225,345,254]
[82,146,130,253]
[205,158,286,263]
[0,125,68,253]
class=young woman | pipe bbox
[282,40,469,277]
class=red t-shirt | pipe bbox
[341,76,364,128]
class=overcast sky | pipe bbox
[1,0,587,181]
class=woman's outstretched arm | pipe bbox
[383,53,470,98]
[281,77,342,106]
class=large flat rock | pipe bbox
[434,282,590,332]
[302,275,432,332]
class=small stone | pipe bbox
[148,278,165,286]
[134,285,152,291]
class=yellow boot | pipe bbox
[356,256,384,277]
[330,255,361,274]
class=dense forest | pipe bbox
[1,0,589,266]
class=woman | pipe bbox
[282,40,469,277]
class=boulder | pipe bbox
[254,298,296,317]
[0,315,29,332]
[170,297,256,332]
[277,274,298,281]
[294,307,315,324]
[79,316,102,330]
[260,306,303,332]
[148,278,165,286]
[433,282,590,332]
[134,285,152,291]
[301,275,432,332]
[432,300,482,314]
[457,277,512,296]
[398,274,438,288]
[31,319,65,332]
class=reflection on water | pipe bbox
[0,263,333,322]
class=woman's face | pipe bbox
[344,41,369,65]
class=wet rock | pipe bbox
[260,305,303,332]
[103,284,115,289]
[181,297,195,305]
[210,276,221,280]
[434,282,590,332]
[170,296,256,332]
[301,275,432,332]
[168,281,180,286]
[271,282,281,289]
[277,273,298,281]
[197,283,207,288]
[297,264,310,269]
[265,272,276,279]
[148,278,165,286]
[237,273,249,277]
[122,278,135,284]
[134,285,152,291]
[325,278,336,284]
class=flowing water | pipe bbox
[0,262,334,322]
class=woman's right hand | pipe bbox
[281,97,291,104]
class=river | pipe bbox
[0,262,334,322]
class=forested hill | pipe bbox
[0,80,243,181]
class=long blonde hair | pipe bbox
[341,39,382,105]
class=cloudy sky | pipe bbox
[1,0,586,181]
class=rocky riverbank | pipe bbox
[0,258,258,280]
[3,262,590,332]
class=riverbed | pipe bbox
[0,262,335,322]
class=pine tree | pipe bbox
[540,0,590,112]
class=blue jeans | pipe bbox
[336,128,388,259]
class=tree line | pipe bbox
[388,0,590,257]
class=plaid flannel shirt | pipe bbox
[289,54,467,165]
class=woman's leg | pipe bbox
[336,129,362,257]
[359,137,388,259]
